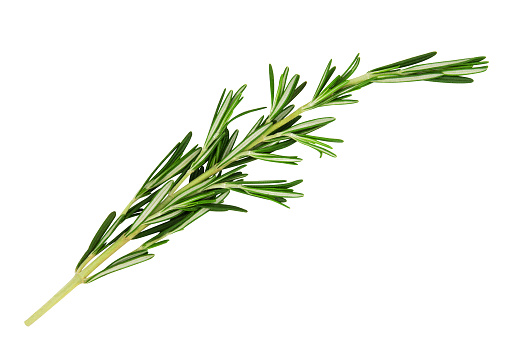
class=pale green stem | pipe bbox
[24,274,82,326]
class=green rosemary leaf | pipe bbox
[146,147,201,189]
[275,67,289,105]
[237,180,287,184]
[214,89,226,116]
[199,203,247,212]
[169,132,193,165]
[206,90,233,145]
[313,59,333,99]
[85,254,155,283]
[139,142,179,195]
[288,134,337,157]
[219,124,272,166]
[256,139,296,153]
[322,99,359,106]
[233,188,290,208]
[140,132,193,192]
[178,199,218,211]
[75,211,117,271]
[127,180,174,235]
[146,240,169,249]
[289,81,307,103]
[270,74,300,120]
[305,135,344,143]
[338,53,360,83]
[269,64,275,106]
[125,194,155,219]
[89,212,116,252]
[105,250,148,269]
[246,116,265,136]
[144,210,184,225]
[218,85,247,129]
[426,75,474,84]
[373,73,443,83]
[442,66,488,76]
[401,57,483,73]
[370,51,437,72]
[273,105,295,123]
[248,152,302,165]
[229,106,267,124]
[241,186,303,198]
[286,117,336,134]
[221,129,239,161]
[243,179,303,189]
[175,189,223,205]
[134,212,191,239]
[190,136,223,171]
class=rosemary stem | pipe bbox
[24,274,82,326]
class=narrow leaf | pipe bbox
[373,73,443,83]
[85,254,155,283]
[370,51,437,72]
[269,64,275,106]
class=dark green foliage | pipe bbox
[370,51,437,72]
[75,52,487,283]
[75,211,116,271]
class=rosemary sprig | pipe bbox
[24,51,488,326]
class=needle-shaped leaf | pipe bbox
[313,59,333,99]
[373,73,443,83]
[241,186,303,198]
[288,81,307,103]
[270,74,300,120]
[75,211,117,271]
[214,89,226,116]
[273,105,295,123]
[219,124,272,166]
[426,75,474,84]
[287,133,338,158]
[401,56,485,73]
[248,152,302,165]
[198,203,247,212]
[134,212,192,239]
[85,253,155,283]
[146,240,169,250]
[220,129,239,161]
[442,66,488,76]
[127,180,174,235]
[285,117,336,134]
[370,51,437,72]
[322,99,359,106]
[146,147,201,189]
[275,67,289,105]
[269,64,275,106]
[228,107,267,125]
[338,54,360,83]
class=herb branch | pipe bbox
[24,51,488,326]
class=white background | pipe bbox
[1,1,509,337]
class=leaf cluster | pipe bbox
[76,51,488,281]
